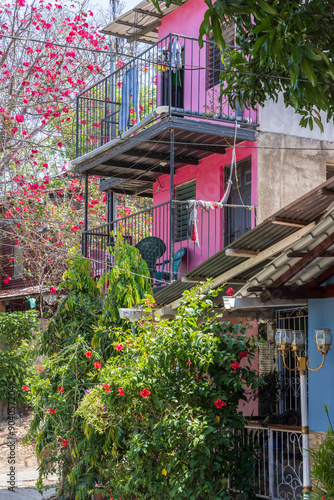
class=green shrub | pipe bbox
[310,406,334,500]
[78,283,262,500]
[0,310,38,405]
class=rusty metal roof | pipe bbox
[0,286,49,300]
[101,0,187,44]
[153,177,334,307]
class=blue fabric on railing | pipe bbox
[119,65,138,132]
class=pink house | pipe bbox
[72,0,334,418]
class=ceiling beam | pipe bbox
[318,187,334,196]
[306,264,334,288]
[115,19,147,29]
[269,232,334,288]
[174,142,227,155]
[287,251,334,258]
[225,248,259,258]
[101,160,170,174]
[127,21,160,43]
[247,285,329,300]
[271,216,309,228]
[167,221,316,310]
[133,7,163,18]
[123,149,200,166]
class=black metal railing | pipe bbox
[76,33,258,158]
[83,201,256,289]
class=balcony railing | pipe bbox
[83,201,254,288]
[76,33,258,158]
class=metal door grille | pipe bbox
[275,308,308,413]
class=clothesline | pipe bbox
[186,199,256,246]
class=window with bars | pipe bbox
[175,180,196,242]
[207,23,235,90]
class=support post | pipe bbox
[268,428,274,499]
[83,174,88,257]
[169,129,175,282]
[107,190,114,245]
[168,33,172,116]
[300,370,311,499]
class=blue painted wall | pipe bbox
[308,297,334,432]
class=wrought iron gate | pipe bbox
[246,424,303,500]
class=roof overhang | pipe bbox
[101,0,187,44]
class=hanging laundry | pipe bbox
[119,65,138,132]
[170,36,182,73]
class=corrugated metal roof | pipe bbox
[154,177,334,307]
[0,286,48,300]
[101,1,187,44]
[236,207,334,298]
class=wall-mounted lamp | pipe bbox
[275,328,332,498]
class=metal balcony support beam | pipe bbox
[170,129,175,283]
[83,174,88,257]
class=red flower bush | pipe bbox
[214,398,226,409]
[225,287,234,295]
[93,361,102,370]
[22,385,29,391]
[238,351,248,358]
[115,343,124,352]
[118,387,125,397]
[62,439,68,446]
[57,386,64,393]
[15,114,24,123]
[85,351,92,358]
[104,384,111,392]
[50,408,55,414]
[140,388,151,398]
[230,362,240,371]
[50,287,57,294]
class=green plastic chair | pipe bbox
[156,247,186,282]
[135,237,167,279]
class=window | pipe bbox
[175,180,196,242]
[207,23,235,90]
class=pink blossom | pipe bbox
[15,114,24,123]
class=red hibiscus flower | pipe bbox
[214,398,226,409]
[57,386,64,393]
[231,362,240,371]
[37,365,43,372]
[225,287,234,295]
[187,359,191,367]
[71,226,79,232]
[118,387,125,397]
[62,439,68,446]
[15,114,24,123]
[115,343,124,352]
[3,277,11,284]
[104,384,111,392]
[22,385,29,391]
[85,351,92,358]
[50,408,55,414]
[238,351,248,358]
[140,388,151,398]
[93,361,102,370]
[50,286,57,294]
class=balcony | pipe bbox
[83,200,254,292]
[74,33,258,182]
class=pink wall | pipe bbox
[152,141,257,277]
[157,0,257,124]
[230,318,259,417]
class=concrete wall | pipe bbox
[256,132,334,223]
[308,297,334,433]
[259,94,334,142]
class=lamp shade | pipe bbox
[314,329,333,349]
[275,330,293,347]
[291,330,305,347]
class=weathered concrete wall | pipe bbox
[259,94,334,142]
[256,132,334,223]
